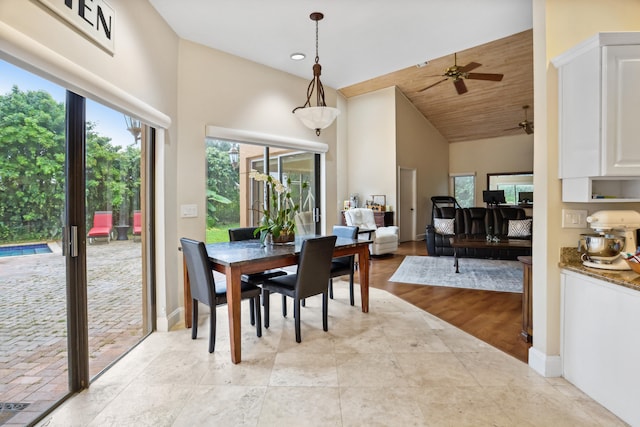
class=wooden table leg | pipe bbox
[359,246,370,313]
[225,266,243,364]
[183,256,192,328]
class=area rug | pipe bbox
[389,256,523,293]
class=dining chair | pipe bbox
[228,227,289,315]
[329,225,359,306]
[180,237,262,353]
[262,235,337,343]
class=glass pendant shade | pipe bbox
[292,12,339,136]
[294,106,340,132]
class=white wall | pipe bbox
[449,134,534,206]
[345,87,397,210]
[395,88,449,236]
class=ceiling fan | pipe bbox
[505,105,534,134]
[418,53,504,95]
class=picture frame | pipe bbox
[371,195,386,211]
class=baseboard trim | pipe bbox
[528,346,562,377]
[157,307,183,332]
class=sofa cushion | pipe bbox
[493,207,527,235]
[463,208,489,235]
[508,218,532,237]
[434,218,455,235]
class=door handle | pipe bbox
[64,225,79,257]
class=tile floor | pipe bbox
[34,285,625,427]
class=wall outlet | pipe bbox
[180,204,198,218]
[562,209,588,228]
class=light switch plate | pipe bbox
[180,204,198,218]
[562,209,588,228]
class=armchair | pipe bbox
[343,208,399,256]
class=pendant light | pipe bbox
[292,12,340,136]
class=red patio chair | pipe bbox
[87,211,113,244]
[133,210,142,240]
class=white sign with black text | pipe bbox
[38,0,115,54]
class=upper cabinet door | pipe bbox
[555,33,640,179]
[603,45,640,176]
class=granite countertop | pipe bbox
[559,247,640,292]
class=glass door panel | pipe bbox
[280,152,317,235]
[84,100,145,377]
[0,60,70,422]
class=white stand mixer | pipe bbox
[581,210,640,270]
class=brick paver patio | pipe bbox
[0,239,143,425]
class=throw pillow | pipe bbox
[508,219,532,237]
[434,218,455,235]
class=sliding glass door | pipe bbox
[0,63,71,419]
[250,150,320,235]
[0,59,153,425]
[84,100,148,378]
[204,140,321,242]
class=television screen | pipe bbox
[482,190,506,205]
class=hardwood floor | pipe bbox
[364,241,532,363]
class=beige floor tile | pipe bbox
[88,382,194,426]
[269,352,338,387]
[336,353,408,388]
[395,353,480,387]
[258,386,341,426]
[339,386,427,427]
[172,385,266,427]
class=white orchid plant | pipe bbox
[249,170,305,243]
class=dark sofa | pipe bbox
[425,206,532,259]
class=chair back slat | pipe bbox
[295,235,337,299]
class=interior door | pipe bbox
[399,167,416,242]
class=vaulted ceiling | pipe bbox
[149,1,533,143]
[340,30,533,142]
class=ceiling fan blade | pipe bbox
[466,72,504,81]
[453,78,468,95]
[418,78,447,92]
[458,62,482,73]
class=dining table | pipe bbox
[181,235,372,364]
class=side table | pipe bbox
[115,225,130,241]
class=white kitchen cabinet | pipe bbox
[553,32,640,202]
[560,270,640,426]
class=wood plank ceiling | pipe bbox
[339,30,533,143]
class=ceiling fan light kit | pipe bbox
[292,12,340,136]
[519,105,534,134]
[504,105,534,134]
[419,52,504,95]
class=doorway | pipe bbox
[398,167,417,242]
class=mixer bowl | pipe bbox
[578,233,625,263]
